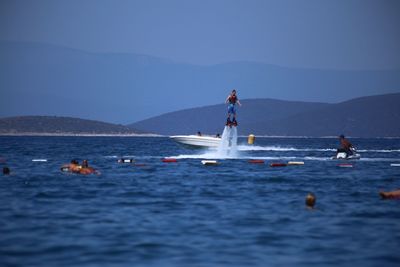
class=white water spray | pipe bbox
[216,126,238,158]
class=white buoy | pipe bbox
[287,161,304,166]
[32,159,47,162]
[118,158,135,163]
[201,160,218,165]
[390,163,400,167]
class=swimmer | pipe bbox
[3,166,10,175]
[379,189,400,199]
[61,159,81,173]
[305,193,316,209]
[78,160,98,175]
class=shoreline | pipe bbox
[0,132,163,137]
[0,133,399,139]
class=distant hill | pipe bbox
[1,41,400,124]
[129,93,400,137]
[0,116,143,135]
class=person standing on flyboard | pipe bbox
[225,89,242,127]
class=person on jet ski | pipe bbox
[337,134,355,156]
[225,89,242,126]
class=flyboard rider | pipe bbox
[225,89,242,127]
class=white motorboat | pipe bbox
[170,135,221,148]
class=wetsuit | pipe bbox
[228,95,238,115]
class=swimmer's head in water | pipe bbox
[306,193,316,208]
[3,167,10,175]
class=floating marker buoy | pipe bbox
[248,134,255,145]
[201,160,218,165]
[270,163,287,167]
[248,159,264,164]
[162,158,177,163]
[338,163,353,168]
[118,158,135,163]
[287,161,304,166]
[390,163,400,167]
[134,163,147,167]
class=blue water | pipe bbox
[1,136,399,267]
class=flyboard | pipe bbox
[222,118,238,147]
[226,117,238,128]
[216,118,238,157]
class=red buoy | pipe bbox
[134,163,147,167]
[249,159,264,164]
[338,163,353,168]
[270,163,287,167]
[162,158,177,163]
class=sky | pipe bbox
[1,0,400,70]
[1,0,400,124]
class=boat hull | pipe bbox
[170,135,221,148]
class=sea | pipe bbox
[0,135,399,267]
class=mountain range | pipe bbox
[129,93,400,137]
[1,41,400,124]
[0,93,399,137]
[0,116,141,135]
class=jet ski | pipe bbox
[332,147,361,160]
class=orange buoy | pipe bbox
[249,159,264,164]
[270,163,287,167]
[162,158,177,163]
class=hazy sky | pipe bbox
[1,0,399,69]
